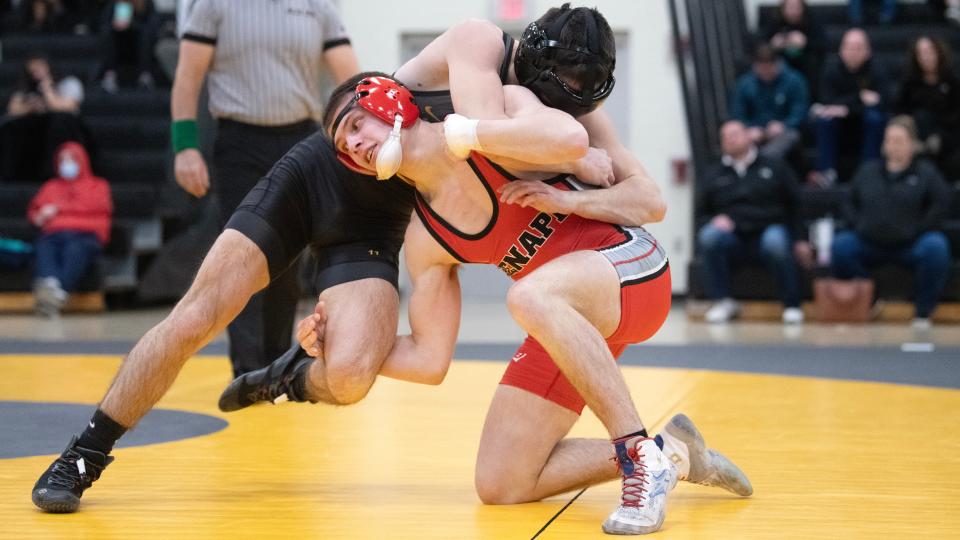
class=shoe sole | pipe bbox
[32,490,80,513]
[602,513,665,535]
[665,413,753,497]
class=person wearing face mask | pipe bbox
[1,52,88,183]
[26,141,112,316]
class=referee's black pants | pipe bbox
[213,118,316,377]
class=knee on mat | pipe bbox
[475,470,532,505]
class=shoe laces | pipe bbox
[611,446,649,508]
[248,374,297,404]
[48,448,105,490]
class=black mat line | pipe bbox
[1,341,958,389]
[531,488,586,539]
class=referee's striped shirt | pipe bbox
[181,0,351,126]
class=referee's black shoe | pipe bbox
[218,346,316,412]
[32,436,114,513]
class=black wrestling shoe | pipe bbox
[32,436,114,513]
[218,346,315,412]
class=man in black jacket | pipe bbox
[831,115,952,328]
[697,120,811,324]
[813,28,892,184]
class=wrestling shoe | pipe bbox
[602,437,677,535]
[32,436,114,513]
[661,413,753,496]
[218,346,315,412]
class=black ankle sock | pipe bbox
[77,409,127,455]
[613,430,664,450]
[615,428,649,442]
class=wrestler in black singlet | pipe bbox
[225,131,415,291]
[226,32,515,292]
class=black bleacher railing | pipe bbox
[669,0,751,174]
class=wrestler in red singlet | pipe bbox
[415,152,672,413]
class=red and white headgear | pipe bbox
[331,75,420,180]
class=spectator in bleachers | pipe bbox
[99,0,160,92]
[731,42,809,160]
[812,28,891,185]
[27,141,112,316]
[1,52,87,183]
[762,0,826,98]
[895,35,960,181]
[831,115,951,329]
[697,120,810,324]
[848,0,897,25]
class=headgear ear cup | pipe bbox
[332,76,420,178]
[375,115,404,180]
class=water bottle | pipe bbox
[812,216,834,267]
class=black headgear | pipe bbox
[514,7,616,117]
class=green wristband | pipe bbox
[171,119,200,153]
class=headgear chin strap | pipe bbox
[514,8,616,117]
[331,75,420,179]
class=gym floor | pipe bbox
[1,301,958,539]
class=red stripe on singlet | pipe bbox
[612,240,658,267]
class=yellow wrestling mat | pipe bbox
[1,354,958,539]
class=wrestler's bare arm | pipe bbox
[575,109,667,224]
[394,19,506,119]
[467,85,588,165]
[376,216,462,386]
[472,86,661,226]
[396,20,611,184]
[445,20,512,120]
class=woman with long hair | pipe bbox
[896,35,960,179]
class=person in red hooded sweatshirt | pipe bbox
[27,141,112,316]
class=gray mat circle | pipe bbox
[0,401,228,459]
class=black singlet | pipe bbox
[226,130,415,290]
